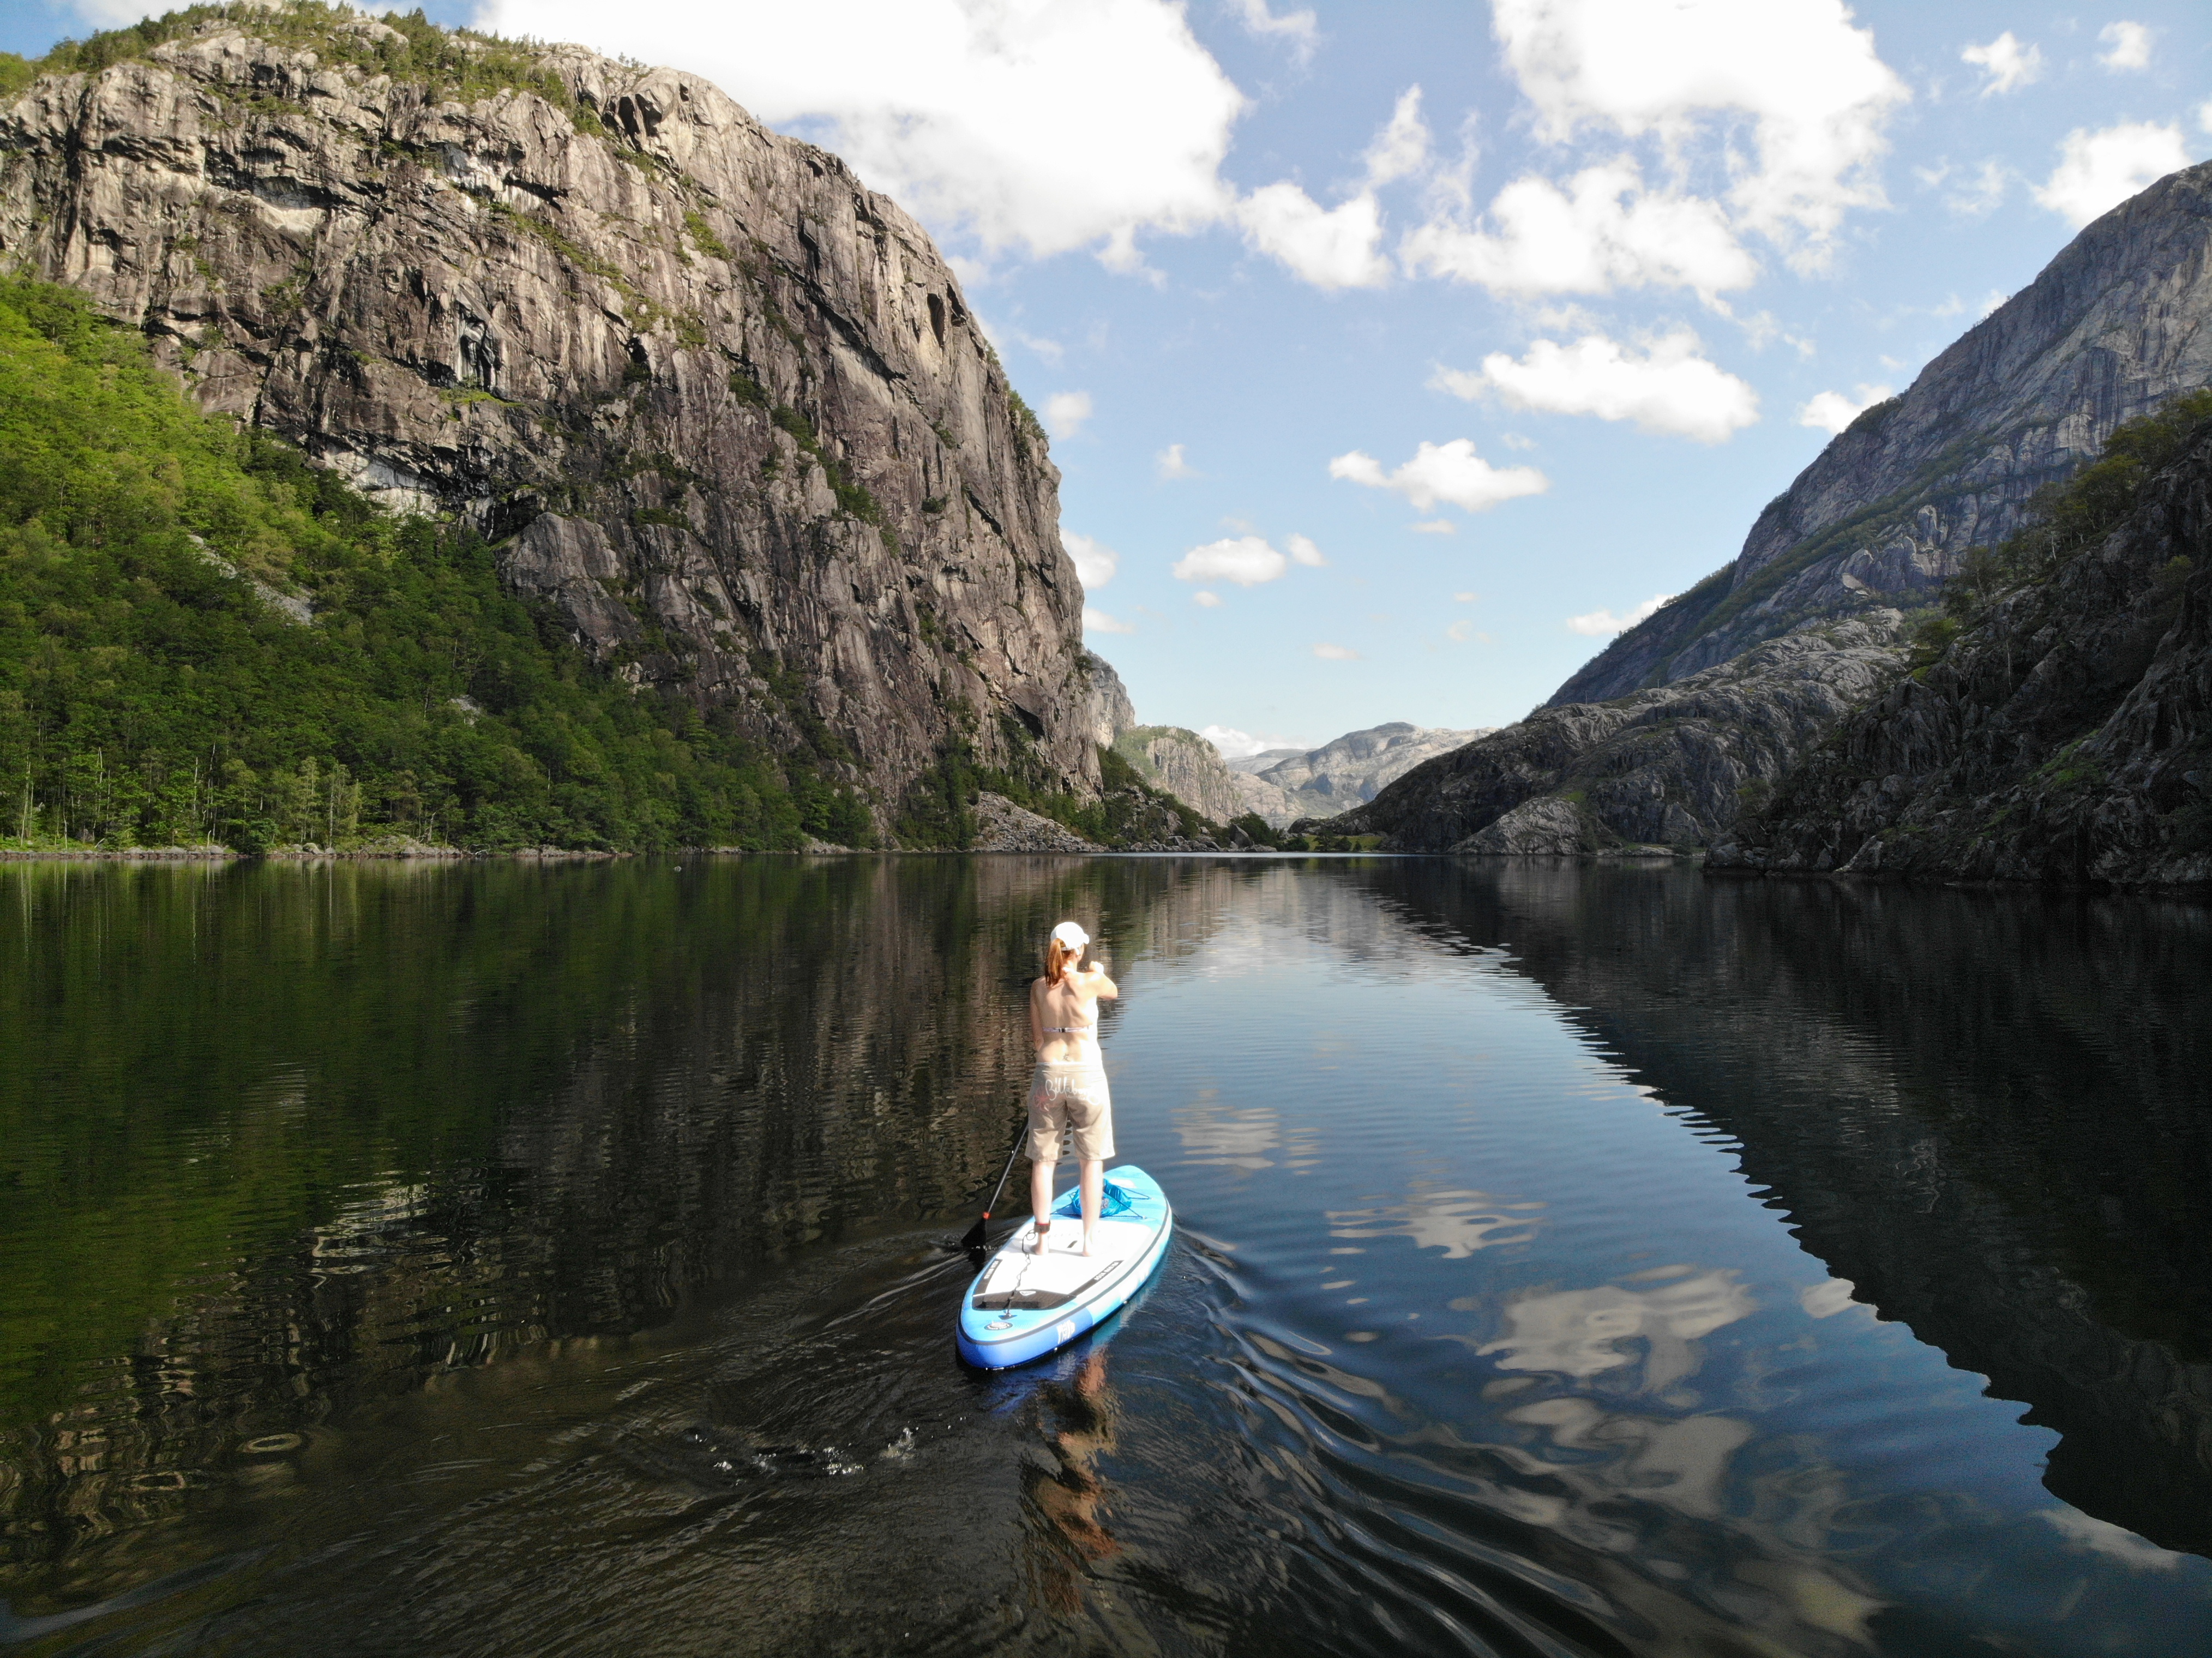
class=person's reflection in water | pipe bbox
[1022,1347,1122,1612]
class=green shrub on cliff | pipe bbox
[0,278,830,851]
[1945,390,2212,623]
[23,4,605,131]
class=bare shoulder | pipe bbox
[1083,966,1120,997]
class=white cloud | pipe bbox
[1157,442,1199,479]
[1043,391,1094,440]
[1446,619,1475,642]
[1227,0,1318,62]
[1962,32,2042,97]
[1237,184,1391,289]
[1312,642,1360,660]
[2034,122,2190,227]
[1286,533,1327,567]
[1945,159,2010,218]
[2097,22,2151,72]
[1237,90,1439,290]
[1453,591,1479,602]
[1363,86,1430,187]
[471,0,1246,265]
[1436,329,1759,443]
[1566,592,1674,636]
[1489,0,1909,269]
[1062,530,1119,588]
[1203,723,1309,758]
[1402,163,1756,304]
[1193,590,1224,607]
[1797,382,1894,435]
[1173,535,1288,586]
[1083,605,1135,634]
[2202,100,2212,138]
[1410,519,1456,534]
[1329,440,1550,514]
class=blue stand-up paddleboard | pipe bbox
[957,1166,1172,1369]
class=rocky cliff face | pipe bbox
[1551,160,2212,707]
[0,5,1098,833]
[1079,649,1136,748]
[1111,725,1250,825]
[1320,615,1906,852]
[1712,414,2212,887]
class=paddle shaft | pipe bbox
[961,1123,1028,1251]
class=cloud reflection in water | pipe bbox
[1326,1186,1544,1258]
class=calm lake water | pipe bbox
[3,856,2209,1656]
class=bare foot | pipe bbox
[1032,1224,1051,1255]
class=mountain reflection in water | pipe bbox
[1,856,2207,1656]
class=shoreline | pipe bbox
[0,845,1399,862]
[1,847,2204,893]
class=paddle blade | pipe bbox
[959,1213,988,1253]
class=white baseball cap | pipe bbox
[1050,921,1090,950]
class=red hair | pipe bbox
[1046,939,1081,986]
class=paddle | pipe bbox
[960,1126,1028,1253]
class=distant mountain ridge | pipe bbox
[1251,723,1494,824]
[1550,159,2212,708]
[1099,720,1494,830]
[1224,747,1307,777]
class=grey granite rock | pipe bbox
[1456,795,1591,855]
[1712,424,2212,888]
[0,7,1097,833]
[1319,614,1907,853]
[1249,722,1494,822]
[1111,725,1253,825]
[1551,160,2212,707]
[1228,771,1302,826]
[1079,651,1137,748]
[970,792,1102,853]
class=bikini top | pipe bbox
[1042,1009,1097,1045]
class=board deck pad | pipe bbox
[956,1166,1172,1369]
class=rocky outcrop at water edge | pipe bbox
[1314,615,1907,853]
[1712,412,2212,887]
[970,791,1103,852]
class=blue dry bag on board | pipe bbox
[1055,1180,1136,1220]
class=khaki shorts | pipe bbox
[1027,1061,1115,1163]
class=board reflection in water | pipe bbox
[0,856,2208,1656]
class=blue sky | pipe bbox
[8,2,2210,752]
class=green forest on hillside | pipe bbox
[0,279,876,852]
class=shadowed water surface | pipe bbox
[2,856,2208,1655]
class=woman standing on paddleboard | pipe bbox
[1027,921,1119,1257]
